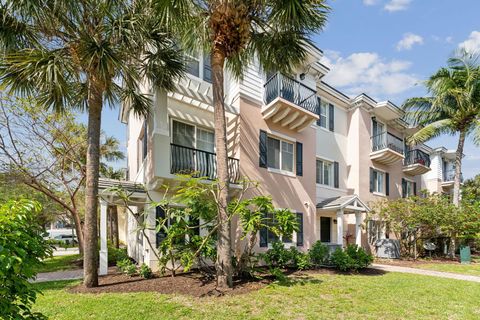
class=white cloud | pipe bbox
[459,31,480,54]
[321,51,418,98]
[363,0,379,5]
[384,0,412,12]
[396,33,424,51]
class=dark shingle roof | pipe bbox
[98,178,146,194]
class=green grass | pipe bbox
[412,262,480,277]
[37,254,82,273]
[33,272,480,320]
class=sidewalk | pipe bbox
[371,263,480,283]
[34,269,83,283]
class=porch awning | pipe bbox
[98,178,147,205]
[316,194,370,212]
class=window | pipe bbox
[320,217,331,243]
[316,159,332,186]
[372,169,384,194]
[185,52,212,83]
[137,121,148,170]
[402,178,416,198]
[260,211,299,247]
[267,136,294,173]
[319,101,328,128]
[171,120,214,152]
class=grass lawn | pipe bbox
[37,254,82,273]
[412,262,480,277]
[33,272,480,320]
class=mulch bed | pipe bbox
[69,267,385,297]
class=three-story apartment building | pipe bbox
[118,45,442,269]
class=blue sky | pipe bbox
[87,0,480,178]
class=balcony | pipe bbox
[370,132,404,165]
[442,169,463,188]
[403,149,431,176]
[170,144,240,184]
[262,73,319,132]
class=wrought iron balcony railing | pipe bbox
[371,132,404,154]
[170,144,240,183]
[263,73,319,115]
[404,149,431,167]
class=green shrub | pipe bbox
[289,247,311,270]
[269,267,288,282]
[309,241,329,267]
[0,199,51,319]
[139,263,153,279]
[117,258,137,276]
[108,246,128,265]
[260,241,292,269]
[331,245,373,272]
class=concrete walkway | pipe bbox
[34,269,83,283]
[372,263,480,283]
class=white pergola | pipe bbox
[316,195,370,247]
[98,178,147,275]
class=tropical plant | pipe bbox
[0,0,184,287]
[139,263,153,279]
[309,241,329,268]
[403,51,480,208]
[330,245,373,272]
[0,94,125,254]
[154,0,330,289]
[0,199,52,320]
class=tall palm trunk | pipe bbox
[83,77,103,288]
[449,129,466,258]
[211,49,233,289]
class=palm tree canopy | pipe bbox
[0,0,185,116]
[403,50,480,145]
[153,0,330,78]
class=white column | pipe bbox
[336,209,344,247]
[99,200,108,276]
[355,212,362,247]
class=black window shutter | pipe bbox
[142,120,148,160]
[385,173,390,196]
[259,130,268,168]
[329,104,335,132]
[296,213,304,247]
[316,97,321,126]
[296,142,303,176]
[402,178,407,198]
[334,161,339,188]
[259,226,268,247]
[414,182,417,196]
[155,206,167,245]
[369,168,374,193]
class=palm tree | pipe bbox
[0,0,184,287]
[403,51,480,257]
[154,0,329,289]
[403,51,480,207]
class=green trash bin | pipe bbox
[460,245,471,264]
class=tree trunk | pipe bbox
[83,78,103,288]
[452,130,465,207]
[211,49,233,289]
[111,205,119,248]
[71,209,85,255]
[449,129,466,258]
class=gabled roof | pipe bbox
[316,194,370,212]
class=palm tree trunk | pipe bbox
[448,129,466,258]
[111,205,119,248]
[452,130,465,207]
[83,78,103,288]
[211,49,233,289]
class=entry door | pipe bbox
[320,217,331,243]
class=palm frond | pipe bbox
[407,119,454,145]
